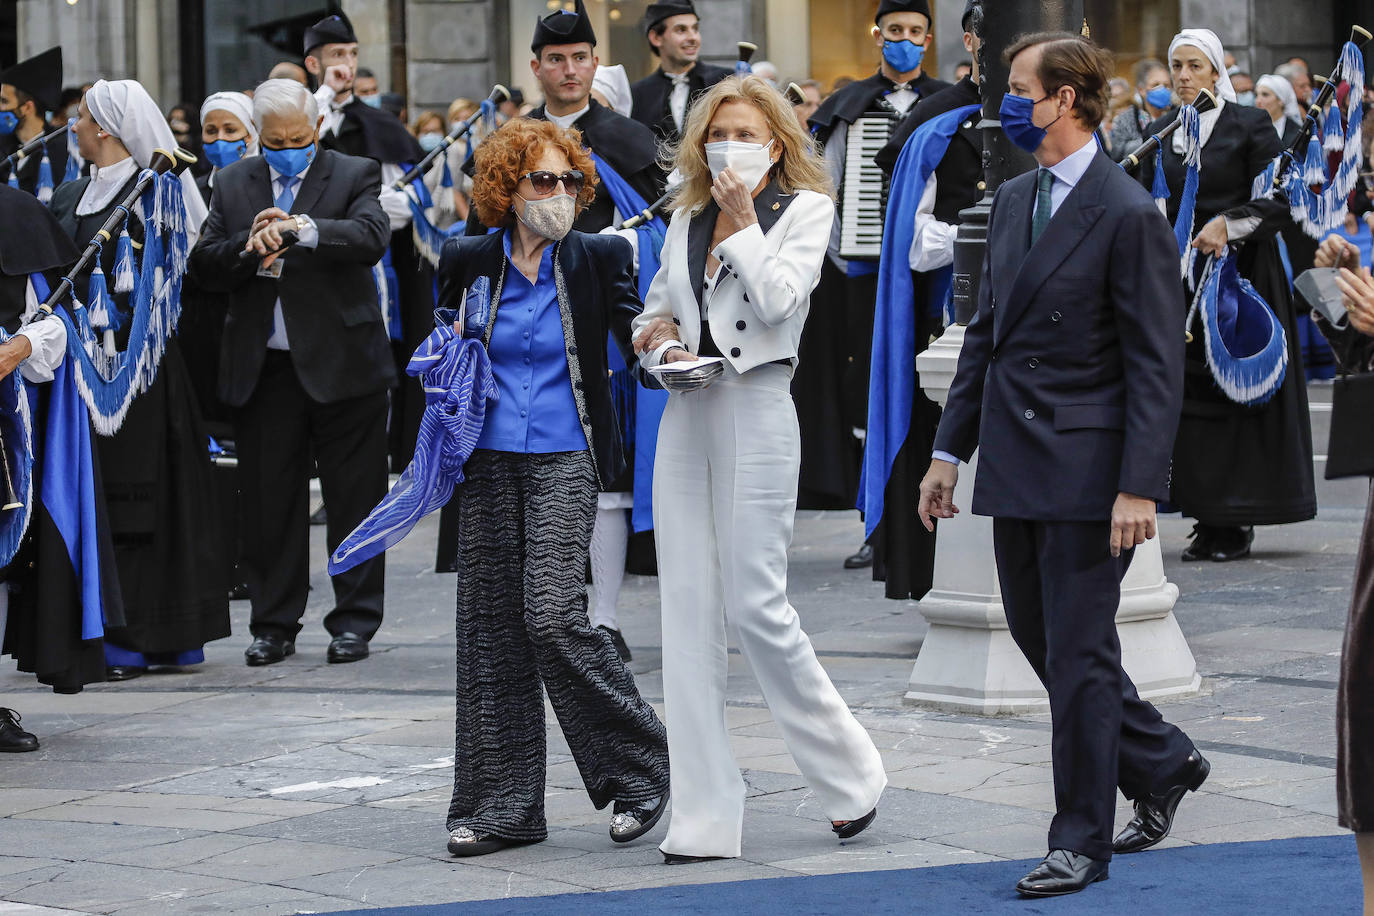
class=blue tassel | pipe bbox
[1323,103,1346,151]
[113,226,136,294]
[6,171,16,190]
[35,152,53,204]
[64,117,81,182]
[410,169,433,210]
[1150,146,1170,203]
[440,156,453,189]
[1303,131,1327,185]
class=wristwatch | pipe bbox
[292,214,309,233]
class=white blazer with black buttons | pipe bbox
[632,183,835,373]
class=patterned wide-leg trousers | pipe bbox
[446,449,669,841]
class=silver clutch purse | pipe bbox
[648,356,726,392]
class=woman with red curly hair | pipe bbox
[434,117,669,858]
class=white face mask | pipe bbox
[516,192,576,240]
[704,139,775,190]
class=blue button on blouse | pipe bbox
[476,231,588,454]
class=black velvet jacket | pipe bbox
[435,230,642,488]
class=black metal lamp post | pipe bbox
[951,0,1084,324]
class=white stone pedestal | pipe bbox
[905,326,1202,715]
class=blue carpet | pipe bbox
[328,834,1358,914]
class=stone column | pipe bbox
[904,329,1202,714]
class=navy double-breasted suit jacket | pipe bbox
[932,148,1185,521]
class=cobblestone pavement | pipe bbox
[0,386,1361,913]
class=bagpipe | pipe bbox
[1,123,72,203]
[736,41,758,77]
[30,146,198,434]
[404,85,509,267]
[1263,25,1373,238]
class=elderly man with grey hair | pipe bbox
[189,77,396,669]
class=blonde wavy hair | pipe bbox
[665,75,833,216]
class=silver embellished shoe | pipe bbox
[447,826,521,857]
[609,792,669,843]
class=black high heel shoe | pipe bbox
[663,852,726,865]
[832,807,877,839]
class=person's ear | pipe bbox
[304,55,320,78]
[964,32,974,53]
[872,25,883,48]
[530,56,540,79]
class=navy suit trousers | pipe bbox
[992,518,1194,861]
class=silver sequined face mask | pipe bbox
[515,192,576,240]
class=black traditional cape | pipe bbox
[629,61,732,144]
[810,69,951,141]
[1142,102,1317,526]
[0,131,69,198]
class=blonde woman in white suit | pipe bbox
[632,75,887,864]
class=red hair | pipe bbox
[471,118,598,228]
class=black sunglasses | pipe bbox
[519,169,585,196]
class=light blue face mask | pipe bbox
[360,94,382,109]
[1235,90,1256,106]
[1145,86,1174,110]
[418,132,444,153]
[0,111,16,135]
[882,39,925,74]
[261,141,316,177]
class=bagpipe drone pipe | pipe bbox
[31,147,198,435]
[404,85,509,268]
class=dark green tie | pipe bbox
[1030,168,1054,245]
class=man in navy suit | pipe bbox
[919,33,1208,898]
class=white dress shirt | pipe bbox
[665,71,691,132]
[546,103,590,130]
[265,164,320,351]
[75,156,139,216]
[14,280,68,384]
[315,85,412,231]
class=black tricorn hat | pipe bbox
[642,0,696,35]
[532,0,597,54]
[875,0,932,27]
[303,12,357,57]
[1,47,63,112]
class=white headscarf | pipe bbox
[1257,74,1302,124]
[85,79,209,237]
[592,65,633,118]
[200,91,259,156]
[1167,29,1233,151]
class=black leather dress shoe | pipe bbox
[1113,749,1210,854]
[832,807,877,839]
[843,543,874,569]
[0,708,38,752]
[610,792,668,842]
[1210,527,1254,562]
[598,625,632,662]
[1016,849,1109,897]
[327,632,369,664]
[105,665,146,681]
[244,635,294,666]
[1180,524,1212,561]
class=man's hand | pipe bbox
[1110,492,1157,558]
[662,347,695,363]
[325,64,353,95]
[246,218,295,269]
[251,207,290,237]
[1190,216,1228,257]
[632,316,681,356]
[1315,234,1361,272]
[917,458,959,532]
[0,336,33,382]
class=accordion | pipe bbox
[838,108,902,261]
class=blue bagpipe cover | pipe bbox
[28,273,108,639]
[585,150,669,533]
[1193,251,1288,407]
[857,102,979,539]
[328,321,498,575]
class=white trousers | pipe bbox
[653,364,887,858]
